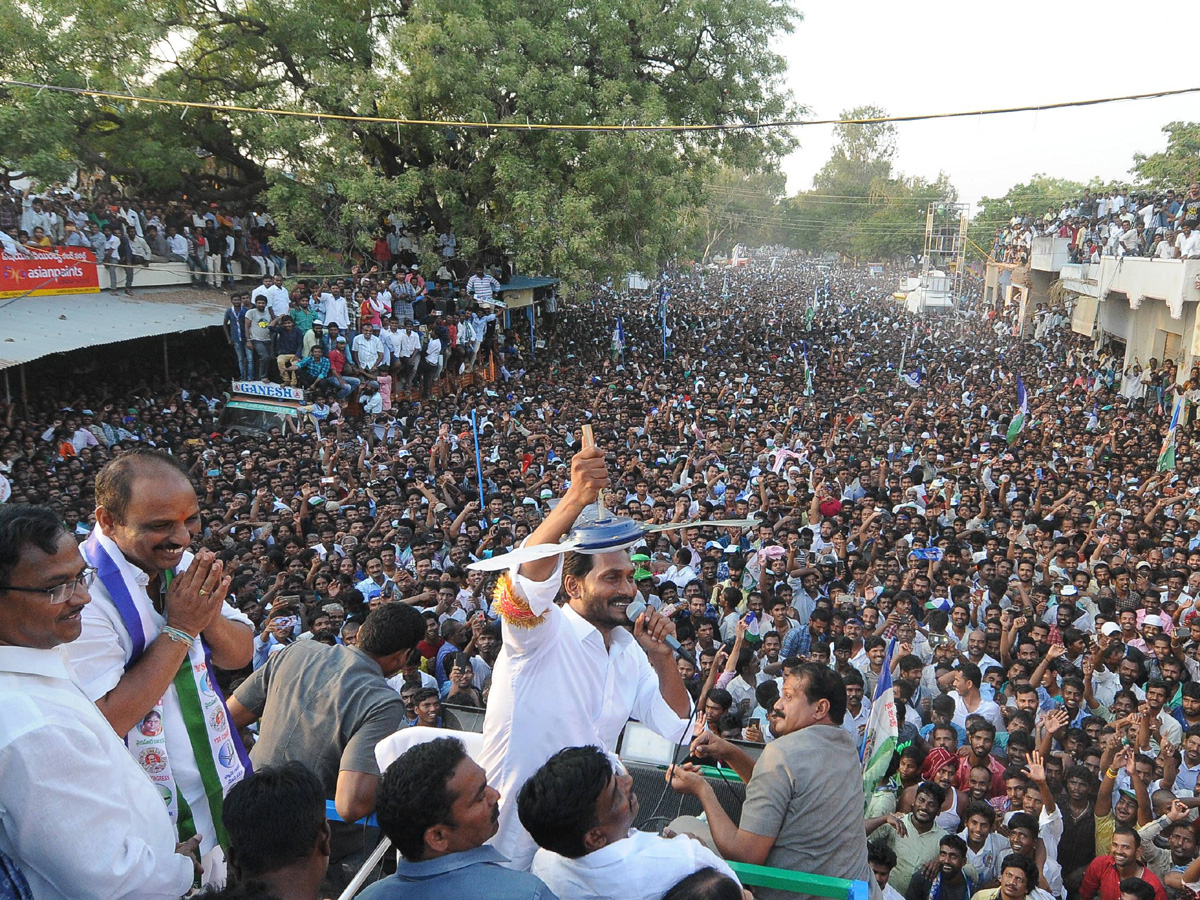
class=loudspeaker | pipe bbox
[625,762,746,832]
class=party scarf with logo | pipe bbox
[84,530,250,849]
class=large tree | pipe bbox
[0,0,800,284]
[680,165,788,262]
[775,106,957,261]
[969,174,1090,254]
[1132,121,1200,191]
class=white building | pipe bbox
[1068,256,1200,371]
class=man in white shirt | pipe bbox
[387,321,422,389]
[520,745,739,900]
[351,323,387,378]
[250,274,280,313]
[421,331,444,399]
[101,223,122,292]
[1157,230,1180,259]
[264,274,291,318]
[322,284,350,332]
[477,447,693,871]
[1177,225,1200,259]
[69,451,254,883]
[0,504,197,900]
[166,227,189,262]
[868,841,906,900]
[949,663,1006,734]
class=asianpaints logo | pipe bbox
[19,265,85,280]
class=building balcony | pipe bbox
[1030,236,1072,272]
[1059,262,1098,297]
[1098,256,1200,320]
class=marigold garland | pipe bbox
[491,571,545,629]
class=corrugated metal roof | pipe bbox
[0,288,227,369]
[494,275,559,292]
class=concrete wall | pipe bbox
[1031,236,1072,272]
[1097,293,1200,372]
[108,258,251,289]
[1099,257,1200,320]
[1060,262,1099,298]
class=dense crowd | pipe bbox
[990,182,1200,264]
[5,250,1200,900]
[226,259,530,402]
[0,182,470,296]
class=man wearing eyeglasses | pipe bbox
[0,503,199,900]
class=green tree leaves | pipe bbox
[0,0,799,286]
[1132,122,1200,192]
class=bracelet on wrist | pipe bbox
[162,625,196,647]
[1106,767,1119,779]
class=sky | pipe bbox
[774,0,1198,209]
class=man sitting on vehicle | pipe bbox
[357,737,558,900]
[519,745,739,900]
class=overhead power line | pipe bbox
[1,78,1198,133]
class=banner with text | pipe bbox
[0,247,100,299]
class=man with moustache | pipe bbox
[478,446,693,871]
[359,737,558,900]
[0,504,199,899]
[68,449,254,884]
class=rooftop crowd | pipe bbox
[0,181,465,297]
[990,181,1200,264]
[3,247,1200,900]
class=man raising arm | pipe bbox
[478,444,693,871]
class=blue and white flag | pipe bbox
[1006,375,1028,445]
[1159,394,1183,472]
[861,638,898,804]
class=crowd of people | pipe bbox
[225,260,530,403]
[4,249,1200,900]
[0,183,471,298]
[989,182,1200,264]
[0,182,289,292]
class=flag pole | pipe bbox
[470,409,486,509]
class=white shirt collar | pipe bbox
[566,829,640,868]
[562,603,633,654]
[94,526,152,587]
[0,645,74,680]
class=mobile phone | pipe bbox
[206,468,220,477]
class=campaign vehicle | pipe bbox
[218,381,305,436]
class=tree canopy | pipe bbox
[1132,121,1200,191]
[772,107,957,261]
[0,0,800,284]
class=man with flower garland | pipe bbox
[477,445,694,871]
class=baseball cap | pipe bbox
[1100,622,1121,636]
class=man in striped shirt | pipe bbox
[466,264,502,306]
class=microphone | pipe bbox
[625,597,696,666]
